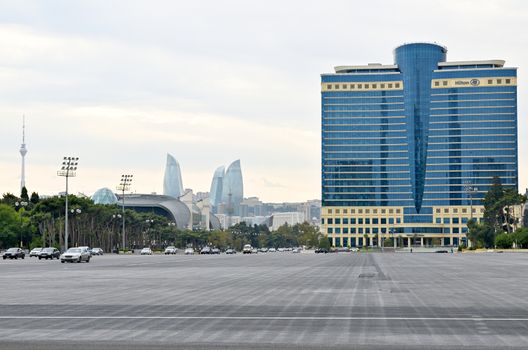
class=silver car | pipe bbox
[60,247,91,263]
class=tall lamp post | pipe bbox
[464,183,478,247]
[57,156,78,251]
[117,174,133,251]
[15,201,28,247]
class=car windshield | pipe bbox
[7,248,18,252]
[32,248,42,251]
[43,248,54,252]
[67,248,81,253]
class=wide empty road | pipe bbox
[1,252,528,349]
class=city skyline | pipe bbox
[0,1,527,202]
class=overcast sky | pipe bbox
[0,0,527,202]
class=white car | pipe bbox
[30,247,43,257]
[268,248,276,252]
[60,247,91,263]
[184,247,194,255]
[164,246,177,255]
[243,244,253,254]
[140,247,153,255]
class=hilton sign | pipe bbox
[454,79,481,86]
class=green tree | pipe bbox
[20,187,29,202]
[495,233,512,249]
[0,204,23,248]
[30,192,40,204]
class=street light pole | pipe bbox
[57,156,78,251]
[15,201,28,247]
[464,183,478,247]
[117,174,133,251]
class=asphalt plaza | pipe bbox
[1,251,528,349]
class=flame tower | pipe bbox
[19,115,27,192]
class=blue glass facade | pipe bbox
[321,43,518,247]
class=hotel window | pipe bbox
[335,218,341,225]
[365,209,370,214]
[350,209,355,214]
[327,218,333,224]
[350,84,355,89]
[396,209,401,214]
[336,209,340,214]
[389,209,393,214]
[335,228,341,234]
[506,79,511,84]
[343,228,349,234]
[442,80,448,86]
[358,84,362,89]
[343,209,348,214]
[372,218,378,224]
[334,84,339,89]
[380,84,385,88]
[488,79,493,84]
[365,84,369,89]
[462,208,467,213]
[365,218,370,225]
[395,83,400,88]
[389,218,394,225]
[328,209,332,214]
[327,227,333,234]
[497,79,502,84]
[321,218,324,225]
[381,218,387,224]
[444,208,449,213]
[388,83,393,88]
[358,218,363,225]
[396,218,401,224]
[381,209,386,214]
[343,218,349,225]
[436,208,441,213]
[327,84,332,89]
[343,84,347,89]
[358,209,363,214]
[373,209,377,214]
[453,208,458,213]
[434,81,439,86]
[350,218,356,225]
[372,84,377,89]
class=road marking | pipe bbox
[0,316,527,321]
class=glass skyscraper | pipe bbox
[321,43,517,247]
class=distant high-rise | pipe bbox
[19,115,27,192]
[210,166,225,209]
[163,154,184,198]
[221,160,244,215]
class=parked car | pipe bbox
[225,249,236,254]
[60,247,91,263]
[268,248,276,252]
[200,246,212,254]
[29,247,43,257]
[315,248,329,254]
[39,247,60,260]
[259,247,268,253]
[91,248,104,256]
[277,248,285,252]
[251,248,258,254]
[211,248,220,254]
[3,248,25,260]
[184,247,194,255]
[292,248,301,253]
[140,247,153,255]
[164,246,178,255]
[350,247,359,252]
[243,244,253,254]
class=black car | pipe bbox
[3,248,25,259]
[39,247,60,260]
[315,248,329,254]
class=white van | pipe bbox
[243,244,253,254]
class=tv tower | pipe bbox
[19,115,27,192]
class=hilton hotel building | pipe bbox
[320,43,518,247]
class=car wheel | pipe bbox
[2,257,5,260]
[86,257,90,263]
[61,260,64,263]
[78,257,82,263]
[39,257,42,260]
